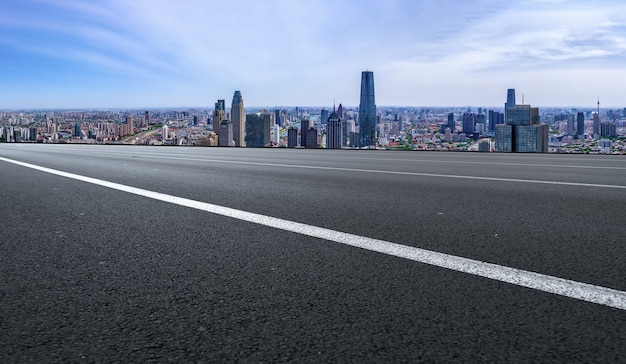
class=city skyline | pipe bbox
[1,1,626,109]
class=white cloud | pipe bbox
[1,0,625,107]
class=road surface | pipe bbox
[1,144,625,362]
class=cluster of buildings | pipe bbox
[1,71,624,153]
[205,71,377,149]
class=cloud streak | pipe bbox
[0,0,625,108]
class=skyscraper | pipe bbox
[300,118,310,148]
[496,89,548,153]
[576,112,585,138]
[567,115,575,136]
[218,120,233,147]
[212,99,225,135]
[306,127,318,148]
[358,71,376,148]
[447,112,455,131]
[245,112,274,148]
[321,108,329,126]
[326,107,342,149]
[593,101,601,136]
[231,91,245,147]
[287,127,298,148]
[506,89,516,109]
[274,109,282,127]
[462,113,475,134]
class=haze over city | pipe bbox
[2,0,626,109]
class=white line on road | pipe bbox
[11,146,626,187]
[2,155,626,311]
[104,151,626,190]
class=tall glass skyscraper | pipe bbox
[506,88,516,108]
[358,71,376,148]
[231,91,245,147]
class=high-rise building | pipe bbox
[306,127,318,148]
[488,110,504,133]
[218,120,233,147]
[274,109,282,127]
[245,112,274,147]
[326,107,342,149]
[287,127,298,148]
[600,122,617,137]
[515,124,548,152]
[74,122,82,138]
[358,71,376,148]
[496,89,547,153]
[576,112,585,138]
[321,108,329,126]
[337,104,344,120]
[447,112,455,131]
[145,111,150,125]
[495,125,513,152]
[593,113,601,135]
[300,118,310,148]
[506,89,516,109]
[462,113,475,134]
[213,99,226,135]
[231,91,245,147]
[567,115,575,136]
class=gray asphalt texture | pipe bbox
[1,144,625,362]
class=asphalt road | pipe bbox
[1,144,625,362]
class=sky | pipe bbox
[1,0,626,109]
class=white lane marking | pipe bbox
[21,144,626,171]
[2,155,626,311]
[73,150,626,190]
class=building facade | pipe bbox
[496,89,548,153]
[358,71,376,148]
[245,112,274,147]
[326,108,342,149]
[300,118,310,148]
[287,127,298,148]
[231,91,245,147]
[212,99,226,136]
[218,120,233,147]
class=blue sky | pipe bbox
[1,0,625,108]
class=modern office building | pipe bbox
[462,113,475,134]
[358,71,377,148]
[321,108,329,126]
[506,88,516,109]
[576,112,585,138]
[326,107,342,149]
[306,127,318,148]
[515,124,548,152]
[300,118,310,148]
[496,89,548,153]
[447,112,455,131]
[218,120,233,147]
[593,113,601,135]
[567,115,575,136]
[245,112,274,147]
[74,122,82,138]
[488,110,504,133]
[212,99,225,135]
[600,122,617,137]
[231,91,245,147]
[274,109,282,127]
[287,127,298,148]
[495,124,513,152]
